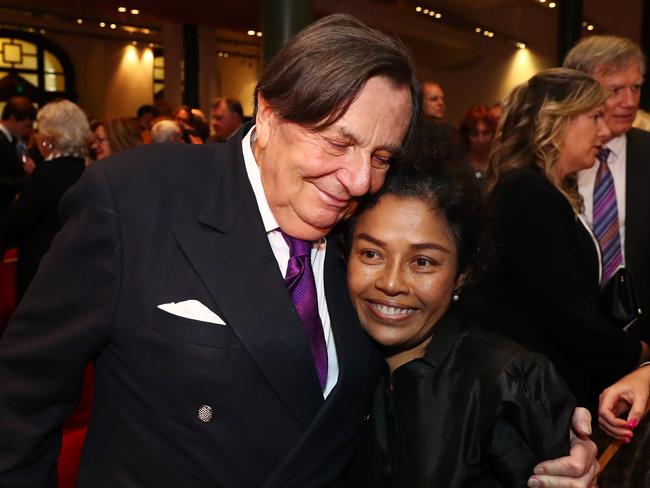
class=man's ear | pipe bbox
[254,93,274,149]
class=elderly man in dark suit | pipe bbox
[565,36,650,338]
[564,34,650,488]
[0,14,597,488]
[0,96,36,222]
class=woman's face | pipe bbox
[557,105,610,178]
[92,125,112,160]
[467,120,493,155]
[347,195,463,365]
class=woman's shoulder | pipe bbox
[494,165,560,201]
[456,325,558,380]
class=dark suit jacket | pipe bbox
[344,310,574,488]
[0,155,85,301]
[0,130,26,222]
[624,128,650,339]
[0,128,383,487]
[482,165,641,413]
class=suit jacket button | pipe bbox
[197,405,213,423]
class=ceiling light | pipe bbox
[435,13,442,18]
[118,7,127,13]
[516,42,526,49]
[429,11,435,16]
[110,23,117,29]
[130,9,140,15]
[423,9,429,14]
[415,6,422,12]
[475,27,482,33]
[549,2,556,7]
[76,18,83,24]
[247,29,255,36]
[99,21,106,27]
[149,42,154,47]
[587,24,594,30]
[131,41,137,46]
[256,31,263,37]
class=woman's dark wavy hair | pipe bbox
[338,157,488,285]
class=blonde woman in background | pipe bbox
[481,68,650,415]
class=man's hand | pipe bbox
[527,407,598,487]
[599,366,650,441]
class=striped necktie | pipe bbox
[593,148,623,285]
[281,231,328,389]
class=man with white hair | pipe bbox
[150,119,184,144]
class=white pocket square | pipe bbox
[157,300,226,325]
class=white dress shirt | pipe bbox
[577,134,627,263]
[0,123,13,143]
[242,127,339,398]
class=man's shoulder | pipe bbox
[626,127,650,152]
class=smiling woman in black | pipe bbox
[342,161,575,487]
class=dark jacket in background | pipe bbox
[0,155,85,301]
[0,130,26,222]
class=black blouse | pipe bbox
[344,309,575,488]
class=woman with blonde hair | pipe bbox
[0,99,91,301]
[482,68,650,414]
[91,117,143,161]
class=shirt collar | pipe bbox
[604,133,626,162]
[242,125,280,233]
[0,123,12,143]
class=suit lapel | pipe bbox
[172,132,323,427]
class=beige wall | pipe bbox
[215,55,260,118]
[48,32,154,119]
[418,43,552,125]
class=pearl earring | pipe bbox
[452,289,461,302]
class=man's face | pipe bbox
[593,62,643,139]
[7,116,33,139]
[254,75,412,241]
[211,102,241,141]
[139,112,155,131]
[423,83,445,119]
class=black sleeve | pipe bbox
[489,352,575,487]
[0,163,121,487]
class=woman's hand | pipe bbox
[599,365,650,441]
[527,407,598,487]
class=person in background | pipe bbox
[136,105,158,144]
[422,81,446,120]
[0,99,91,301]
[418,81,461,160]
[483,68,648,416]
[91,117,143,161]
[150,119,184,144]
[189,108,210,143]
[343,161,579,487]
[458,105,497,179]
[0,96,36,222]
[136,105,157,132]
[208,97,244,142]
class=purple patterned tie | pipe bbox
[281,231,328,389]
[593,148,623,285]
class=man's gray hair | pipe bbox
[563,35,646,76]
